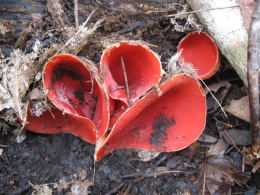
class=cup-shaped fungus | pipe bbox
[177,32,220,80]
[95,74,206,161]
[100,42,161,126]
[24,54,110,143]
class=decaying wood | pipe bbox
[186,0,252,87]
[0,0,45,35]
[46,0,73,38]
[247,1,260,148]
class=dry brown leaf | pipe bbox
[224,96,250,122]
[221,129,251,145]
[205,81,231,95]
[208,140,227,156]
[138,150,161,162]
[198,133,218,143]
[206,155,251,195]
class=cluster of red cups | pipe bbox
[23,32,220,161]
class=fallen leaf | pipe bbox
[224,96,250,122]
[30,182,57,195]
[138,150,161,162]
[206,81,231,114]
[205,81,231,95]
[198,133,218,143]
[208,140,227,156]
[221,129,251,145]
[206,155,251,194]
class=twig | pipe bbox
[224,130,243,155]
[202,148,207,195]
[120,56,131,106]
[121,169,184,180]
[225,146,234,154]
[144,170,184,179]
[105,181,125,195]
[74,0,79,29]
[123,183,132,195]
[247,1,260,148]
[165,5,239,17]
[222,171,242,187]
[109,86,125,92]
[55,8,101,55]
[242,147,245,172]
[199,77,227,118]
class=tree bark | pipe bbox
[248,1,260,147]
[187,0,251,87]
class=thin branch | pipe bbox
[120,56,131,106]
[202,148,207,195]
[165,5,239,18]
[199,77,227,118]
[224,130,243,155]
[247,0,260,147]
[74,0,79,29]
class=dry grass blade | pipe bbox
[120,55,131,106]
[56,9,103,55]
[224,130,243,155]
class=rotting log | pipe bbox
[186,0,256,87]
[0,0,45,34]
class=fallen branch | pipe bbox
[247,1,260,149]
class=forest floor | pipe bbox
[0,0,259,194]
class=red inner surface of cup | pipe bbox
[178,32,219,78]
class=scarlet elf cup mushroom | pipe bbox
[100,42,162,127]
[22,35,220,161]
[178,31,220,80]
[25,54,110,143]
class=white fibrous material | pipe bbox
[30,101,48,117]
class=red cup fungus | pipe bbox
[24,54,110,143]
[100,42,161,126]
[177,31,220,80]
[95,74,206,161]
[22,36,220,161]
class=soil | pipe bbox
[0,0,259,194]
